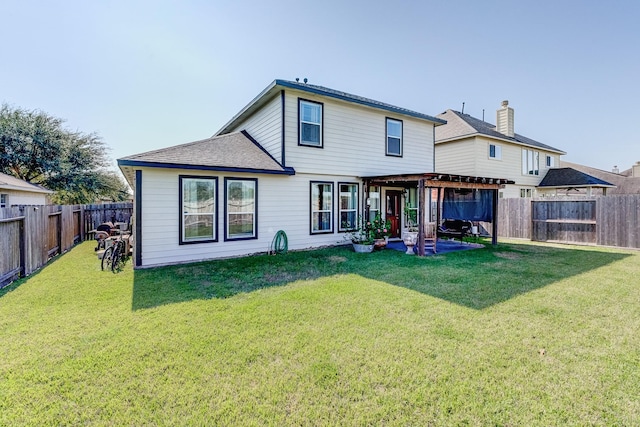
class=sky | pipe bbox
[1,0,639,173]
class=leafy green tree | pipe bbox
[0,103,130,204]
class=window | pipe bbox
[520,188,533,198]
[0,194,7,208]
[225,178,257,240]
[180,176,217,244]
[386,118,403,156]
[546,155,554,167]
[368,186,381,222]
[339,183,358,231]
[405,187,418,227]
[299,99,323,147]
[522,149,540,175]
[311,182,333,233]
[489,144,502,160]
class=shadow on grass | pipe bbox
[131,241,632,311]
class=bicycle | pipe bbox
[100,230,130,273]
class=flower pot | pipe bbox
[374,238,387,249]
[352,243,374,253]
[402,231,418,255]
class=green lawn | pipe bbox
[1,240,638,425]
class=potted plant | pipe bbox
[403,213,419,255]
[370,213,392,249]
[343,217,375,253]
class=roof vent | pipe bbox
[496,100,514,138]
[612,165,619,174]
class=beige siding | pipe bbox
[230,94,282,162]
[0,190,49,206]
[139,167,371,267]
[435,138,478,175]
[282,91,435,175]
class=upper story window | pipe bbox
[522,149,539,175]
[225,178,257,241]
[546,155,554,167]
[489,144,502,160]
[299,99,323,147]
[386,118,403,157]
[0,194,7,208]
[339,183,358,231]
[310,181,333,234]
[180,176,217,244]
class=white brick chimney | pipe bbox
[633,161,640,177]
[496,100,514,138]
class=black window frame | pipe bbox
[385,117,403,157]
[224,177,258,242]
[179,175,218,245]
[298,98,324,148]
[310,181,334,235]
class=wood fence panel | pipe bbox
[498,197,530,239]
[597,195,640,248]
[531,200,596,244]
[23,207,48,276]
[0,208,23,285]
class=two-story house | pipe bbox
[435,101,566,198]
[118,79,451,268]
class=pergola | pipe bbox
[361,172,515,256]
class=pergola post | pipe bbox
[417,179,426,256]
[492,188,498,246]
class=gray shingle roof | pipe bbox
[435,109,565,154]
[117,131,293,175]
[560,161,640,194]
[0,172,54,194]
[538,167,615,188]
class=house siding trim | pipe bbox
[135,169,142,268]
[178,175,219,245]
[118,159,295,176]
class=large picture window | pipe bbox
[311,182,333,233]
[180,176,217,244]
[225,178,257,240]
[522,149,540,175]
[386,118,403,156]
[299,99,323,147]
[339,183,358,231]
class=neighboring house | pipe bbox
[118,79,452,268]
[537,167,616,196]
[435,101,566,198]
[557,161,640,195]
[0,172,54,207]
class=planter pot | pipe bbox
[402,231,418,255]
[352,243,374,253]
[374,238,387,249]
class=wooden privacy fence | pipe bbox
[497,195,640,249]
[0,203,132,287]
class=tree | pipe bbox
[0,103,130,204]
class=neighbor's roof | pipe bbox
[0,172,54,194]
[538,167,615,188]
[435,109,565,154]
[216,79,446,135]
[117,131,295,185]
[560,161,640,194]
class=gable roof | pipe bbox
[117,131,294,185]
[435,109,565,154]
[538,167,615,188]
[216,79,446,135]
[0,172,54,194]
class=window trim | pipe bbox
[310,181,334,235]
[0,193,7,208]
[522,149,540,176]
[385,117,403,157]
[546,155,554,167]
[489,143,502,160]
[298,98,324,148]
[224,177,258,242]
[338,182,359,232]
[179,175,218,245]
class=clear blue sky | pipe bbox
[2,0,639,173]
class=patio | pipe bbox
[386,238,484,255]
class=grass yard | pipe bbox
[1,240,639,425]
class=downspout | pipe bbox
[432,123,436,173]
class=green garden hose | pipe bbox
[270,230,288,255]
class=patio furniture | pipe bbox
[437,219,472,241]
[424,222,437,254]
